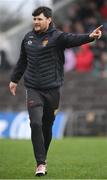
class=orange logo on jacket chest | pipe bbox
[42,38,48,46]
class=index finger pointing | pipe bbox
[95,25,103,31]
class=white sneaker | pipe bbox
[35,164,46,176]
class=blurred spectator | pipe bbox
[64,49,76,73]
[92,37,107,61]
[99,0,107,20]
[93,51,107,78]
[62,21,72,33]
[73,21,85,34]
[66,2,80,21]
[75,44,94,72]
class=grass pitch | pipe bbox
[0,137,107,179]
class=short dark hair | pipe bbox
[32,6,52,18]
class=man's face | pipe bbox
[33,13,51,33]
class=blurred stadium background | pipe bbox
[0,0,107,139]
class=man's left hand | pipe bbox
[89,25,103,39]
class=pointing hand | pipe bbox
[89,25,103,39]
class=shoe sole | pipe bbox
[35,171,47,176]
[36,173,45,176]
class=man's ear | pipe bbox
[48,17,52,24]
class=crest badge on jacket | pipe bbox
[42,38,48,47]
[28,40,32,45]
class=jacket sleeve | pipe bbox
[11,39,27,83]
[57,32,95,49]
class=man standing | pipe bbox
[9,6,102,176]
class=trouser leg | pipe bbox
[42,108,55,157]
[42,88,60,157]
[30,106,46,165]
[26,89,46,165]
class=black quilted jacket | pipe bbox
[11,24,94,89]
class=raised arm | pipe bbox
[57,25,103,49]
